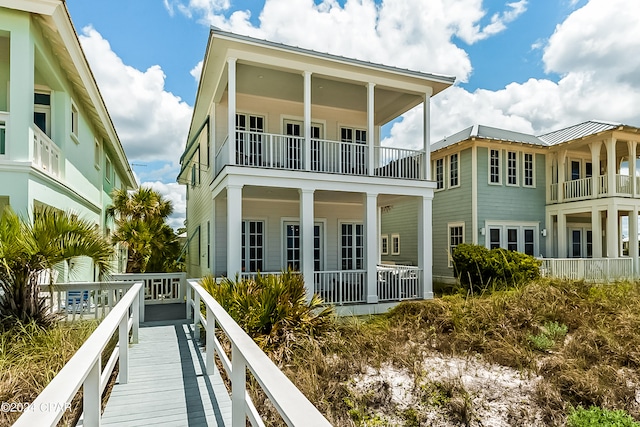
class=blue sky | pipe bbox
[64,0,640,228]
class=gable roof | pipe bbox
[431,124,546,152]
[537,120,621,145]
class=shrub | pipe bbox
[201,271,334,362]
[567,406,640,427]
[452,243,541,293]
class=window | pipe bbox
[381,235,389,255]
[391,233,400,255]
[0,120,5,155]
[571,160,580,181]
[435,158,444,189]
[236,114,265,165]
[105,156,112,183]
[34,92,51,137]
[341,223,364,269]
[450,153,459,187]
[71,102,79,139]
[507,151,517,185]
[489,149,501,184]
[524,153,534,187]
[507,228,518,251]
[585,162,592,178]
[524,228,535,256]
[94,139,101,169]
[448,224,464,267]
[242,220,264,272]
[487,224,537,255]
[284,222,323,271]
[489,228,501,249]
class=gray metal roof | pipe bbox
[431,124,546,152]
[537,120,621,145]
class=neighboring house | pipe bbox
[178,27,455,312]
[0,1,137,279]
[414,120,640,283]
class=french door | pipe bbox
[284,222,323,271]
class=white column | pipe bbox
[226,184,243,276]
[545,211,554,257]
[10,19,35,161]
[607,138,617,196]
[365,193,379,303]
[558,150,567,203]
[227,58,237,166]
[299,189,315,300]
[606,207,618,257]
[632,207,639,276]
[423,89,433,180]
[303,71,312,171]
[367,83,375,176]
[545,153,553,203]
[628,140,637,196]
[558,212,567,258]
[589,141,601,197]
[592,207,602,258]
[417,195,433,299]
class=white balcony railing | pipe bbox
[616,174,631,196]
[377,264,422,302]
[213,131,426,180]
[539,258,634,282]
[549,183,558,202]
[113,272,186,305]
[599,174,608,196]
[314,270,367,304]
[31,125,61,178]
[563,177,592,201]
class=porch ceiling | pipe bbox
[237,63,422,125]
[234,186,417,206]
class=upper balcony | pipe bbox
[214,131,426,180]
[31,124,62,179]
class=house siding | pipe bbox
[380,197,420,266]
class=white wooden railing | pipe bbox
[314,270,366,304]
[540,258,634,282]
[41,281,144,321]
[599,175,608,196]
[113,272,186,305]
[374,147,424,179]
[377,264,422,302]
[31,125,61,178]
[14,282,143,427]
[186,279,331,427]
[549,183,558,202]
[616,174,631,195]
[563,177,592,201]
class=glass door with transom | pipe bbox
[284,221,323,271]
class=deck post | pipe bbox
[300,188,315,301]
[84,357,101,427]
[119,315,129,384]
[138,281,145,323]
[231,343,247,427]
[194,292,201,340]
[303,71,312,171]
[206,306,215,375]
[132,291,139,344]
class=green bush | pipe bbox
[201,271,334,362]
[528,320,569,352]
[567,406,640,427]
[452,243,541,293]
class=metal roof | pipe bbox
[537,120,621,145]
[431,124,546,152]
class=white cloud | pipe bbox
[78,26,193,163]
[190,61,203,83]
[144,182,187,230]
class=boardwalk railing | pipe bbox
[540,258,634,282]
[14,281,143,427]
[113,272,186,305]
[377,264,422,302]
[186,279,331,427]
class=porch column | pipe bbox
[226,184,243,276]
[299,189,315,300]
[227,58,237,166]
[367,83,375,176]
[303,71,312,171]
[589,141,601,197]
[606,208,618,257]
[545,153,553,203]
[10,20,35,161]
[591,207,603,258]
[628,140,637,196]
[557,150,567,203]
[630,208,639,276]
[365,193,379,303]
[558,212,567,258]
[417,195,433,299]
[606,138,617,196]
[423,89,433,180]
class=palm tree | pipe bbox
[0,207,114,327]
[108,187,181,273]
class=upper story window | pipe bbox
[105,156,113,183]
[450,153,459,188]
[507,151,518,186]
[571,160,580,181]
[435,158,444,189]
[34,92,51,137]
[94,139,102,169]
[489,149,501,184]
[524,153,534,187]
[71,102,79,140]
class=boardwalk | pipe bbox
[101,305,231,427]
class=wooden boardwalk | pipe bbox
[101,316,232,426]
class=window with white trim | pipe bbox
[94,139,101,169]
[489,227,501,249]
[381,234,389,255]
[487,224,538,255]
[105,156,112,183]
[341,223,364,270]
[242,220,264,272]
[435,158,444,189]
[71,102,79,139]
[284,222,323,271]
[450,153,459,187]
[391,233,400,255]
[448,223,464,267]
[507,151,517,186]
[489,149,501,184]
[524,153,534,187]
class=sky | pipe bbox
[65,0,640,229]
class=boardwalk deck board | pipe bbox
[101,319,231,427]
